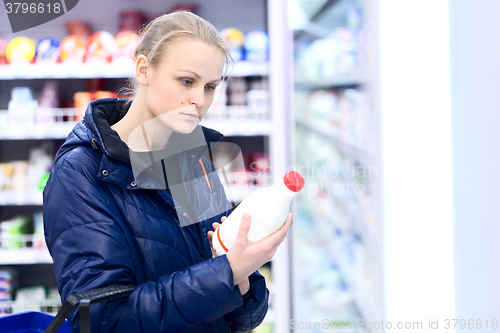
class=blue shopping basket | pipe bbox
[0,284,136,333]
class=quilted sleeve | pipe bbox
[203,158,271,332]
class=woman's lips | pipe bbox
[181,113,199,121]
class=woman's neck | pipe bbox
[111,92,173,152]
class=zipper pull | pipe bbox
[91,138,98,150]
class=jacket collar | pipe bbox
[82,98,224,189]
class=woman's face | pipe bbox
[144,38,225,134]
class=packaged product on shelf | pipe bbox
[10,161,29,192]
[65,21,92,39]
[27,146,53,193]
[8,87,38,127]
[33,210,45,250]
[59,35,86,62]
[335,27,358,74]
[220,28,245,61]
[38,81,60,108]
[0,216,32,249]
[0,36,9,65]
[74,92,92,117]
[34,38,60,63]
[0,164,10,191]
[36,81,60,124]
[0,269,17,315]
[251,153,270,185]
[119,11,145,33]
[115,31,140,60]
[227,77,247,106]
[5,37,36,64]
[84,31,119,63]
[11,286,46,313]
[74,91,116,121]
[246,89,269,119]
[170,3,199,14]
[243,30,268,62]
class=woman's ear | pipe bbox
[135,55,149,86]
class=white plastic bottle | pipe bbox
[212,170,305,256]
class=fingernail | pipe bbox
[243,213,250,221]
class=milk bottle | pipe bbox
[212,170,305,256]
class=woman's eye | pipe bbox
[205,85,216,91]
[182,79,193,86]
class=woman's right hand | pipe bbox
[225,213,293,285]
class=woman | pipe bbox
[43,11,292,333]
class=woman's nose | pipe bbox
[189,87,205,108]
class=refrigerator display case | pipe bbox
[290,0,383,331]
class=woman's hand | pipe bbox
[207,220,222,259]
[226,213,293,285]
[207,216,250,295]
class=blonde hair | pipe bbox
[120,11,233,99]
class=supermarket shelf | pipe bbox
[0,106,269,140]
[0,248,52,264]
[0,185,264,206]
[0,191,43,206]
[0,121,78,140]
[0,60,268,80]
[0,299,61,316]
[201,118,271,136]
[331,246,380,326]
[331,194,382,262]
[296,119,373,164]
[315,218,380,326]
[295,69,370,89]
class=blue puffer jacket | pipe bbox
[43,98,269,333]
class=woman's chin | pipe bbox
[172,123,199,134]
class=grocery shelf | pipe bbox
[0,60,268,80]
[0,107,269,140]
[0,120,78,140]
[294,69,370,89]
[331,194,382,262]
[0,191,43,206]
[0,185,264,206]
[0,248,53,265]
[314,216,381,326]
[201,118,271,137]
[0,299,61,316]
[296,119,373,163]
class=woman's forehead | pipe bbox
[160,38,225,72]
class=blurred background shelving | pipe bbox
[0,1,279,330]
[290,0,383,331]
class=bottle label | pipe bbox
[217,227,229,253]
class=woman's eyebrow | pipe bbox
[178,69,221,83]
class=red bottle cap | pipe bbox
[283,170,305,192]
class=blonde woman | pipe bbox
[43,10,292,333]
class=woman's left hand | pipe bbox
[208,216,250,295]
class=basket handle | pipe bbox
[43,284,136,333]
